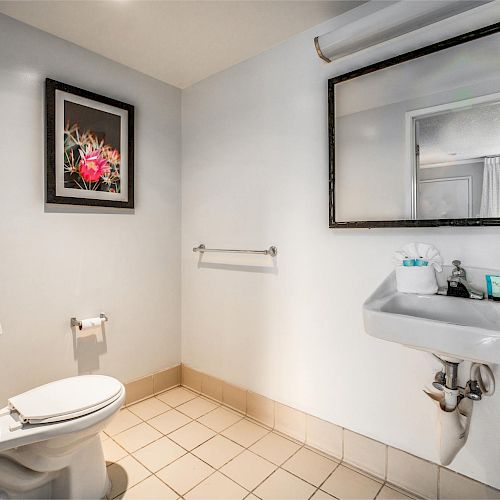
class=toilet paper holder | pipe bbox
[70,313,108,330]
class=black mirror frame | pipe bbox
[328,22,500,229]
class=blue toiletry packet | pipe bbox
[414,259,428,266]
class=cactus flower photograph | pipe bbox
[63,101,122,194]
[46,79,134,208]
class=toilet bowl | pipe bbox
[0,375,125,499]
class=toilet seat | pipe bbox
[6,375,122,426]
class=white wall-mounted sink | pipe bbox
[363,267,500,364]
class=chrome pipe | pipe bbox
[193,244,277,257]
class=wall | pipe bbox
[0,14,182,403]
[181,7,500,489]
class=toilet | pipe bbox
[0,375,125,499]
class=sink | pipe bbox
[363,268,500,364]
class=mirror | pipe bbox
[329,23,500,228]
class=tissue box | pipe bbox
[396,265,438,294]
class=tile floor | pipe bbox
[103,386,414,500]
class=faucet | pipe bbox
[438,260,484,299]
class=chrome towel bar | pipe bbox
[193,243,277,257]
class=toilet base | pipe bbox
[52,435,108,499]
[0,435,109,499]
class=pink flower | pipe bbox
[79,148,108,183]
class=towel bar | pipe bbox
[193,244,277,257]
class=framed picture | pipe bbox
[46,78,134,208]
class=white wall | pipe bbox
[0,14,182,403]
[181,8,500,488]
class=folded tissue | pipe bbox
[394,243,442,294]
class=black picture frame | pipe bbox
[328,22,500,228]
[46,78,135,209]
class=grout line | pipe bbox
[385,443,388,481]
[373,481,385,499]
[123,381,181,408]
[107,389,416,500]
[437,465,441,500]
[339,461,385,484]
[313,460,341,498]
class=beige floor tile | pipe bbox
[376,485,413,500]
[168,421,216,450]
[198,406,243,432]
[247,392,274,428]
[114,422,162,453]
[101,432,110,442]
[128,397,170,421]
[249,432,301,466]
[311,490,336,499]
[192,435,244,469]
[282,447,338,486]
[133,436,186,472]
[387,448,437,499]
[439,468,500,500]
[254,468,316,499]
[182,366,203,392]
[306,415,343,460]
[222,382,247,413]
[344,430,386,480]
[157,387,197,407]
[156,453,215,495]
[120,475,178,499]
[274,404,307,443]
[103,439,129,464]
[148,409,191,435]
[321,465,382,500]
[245,495,260,500]
[220,450,276,491]
[105,409,143,436]
[221,419,269,447]
[185,471,248,500]
[177,397,219,419]
[202,374,223,401]
[108,455,151,499]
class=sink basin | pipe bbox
[364,269,500,364]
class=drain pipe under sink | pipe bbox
[425,355,496,466]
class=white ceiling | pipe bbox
[418,102,500,166]
[0,1,363,89]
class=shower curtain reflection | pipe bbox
[480,156,500,218]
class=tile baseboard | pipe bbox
[180,364,500,500]
[123,364,181,406]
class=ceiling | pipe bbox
[0,1,363,89]
[418,101,500,167]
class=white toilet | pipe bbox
[0,375,125,499]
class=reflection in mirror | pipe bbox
[330,24,500,227]
[416,99,500,220]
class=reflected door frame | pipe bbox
[406,90,500,218]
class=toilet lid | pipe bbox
[8,375,123,425]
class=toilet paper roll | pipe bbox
[78,318,104,337]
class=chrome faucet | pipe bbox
[438,260,483,299]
